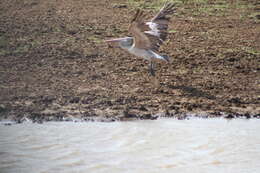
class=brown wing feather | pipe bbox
[129,3,176,51]
[151,2,176,41]
[129,10,151,49]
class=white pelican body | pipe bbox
[105,3,176,76]
[128,44,167,62]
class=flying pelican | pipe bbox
[105,2,176,76]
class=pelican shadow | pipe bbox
[163,84,216,100]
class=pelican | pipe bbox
[105,2,176,76]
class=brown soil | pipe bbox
[0,0,259,123]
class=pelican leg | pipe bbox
[148,60,160,88]
[149,60,155,76]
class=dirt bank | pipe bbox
[0,0,259,123]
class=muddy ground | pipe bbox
[0,0,259,123]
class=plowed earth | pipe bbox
[0,0,259,122]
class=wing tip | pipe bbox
[131,8,147,23]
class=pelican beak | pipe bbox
[105,38,124,42]
[105,38,123,48]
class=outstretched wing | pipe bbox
[128,2,176,51]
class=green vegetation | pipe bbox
[88,36,103,44]
[169,29,178,33]
[126,0,256,17]
[241,47,260,56]
[0,35,9,56]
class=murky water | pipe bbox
[0,118,259,173]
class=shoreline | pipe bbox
[1,109,259,125]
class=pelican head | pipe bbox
[105,37,133,49]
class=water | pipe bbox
[0,118,259,173]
